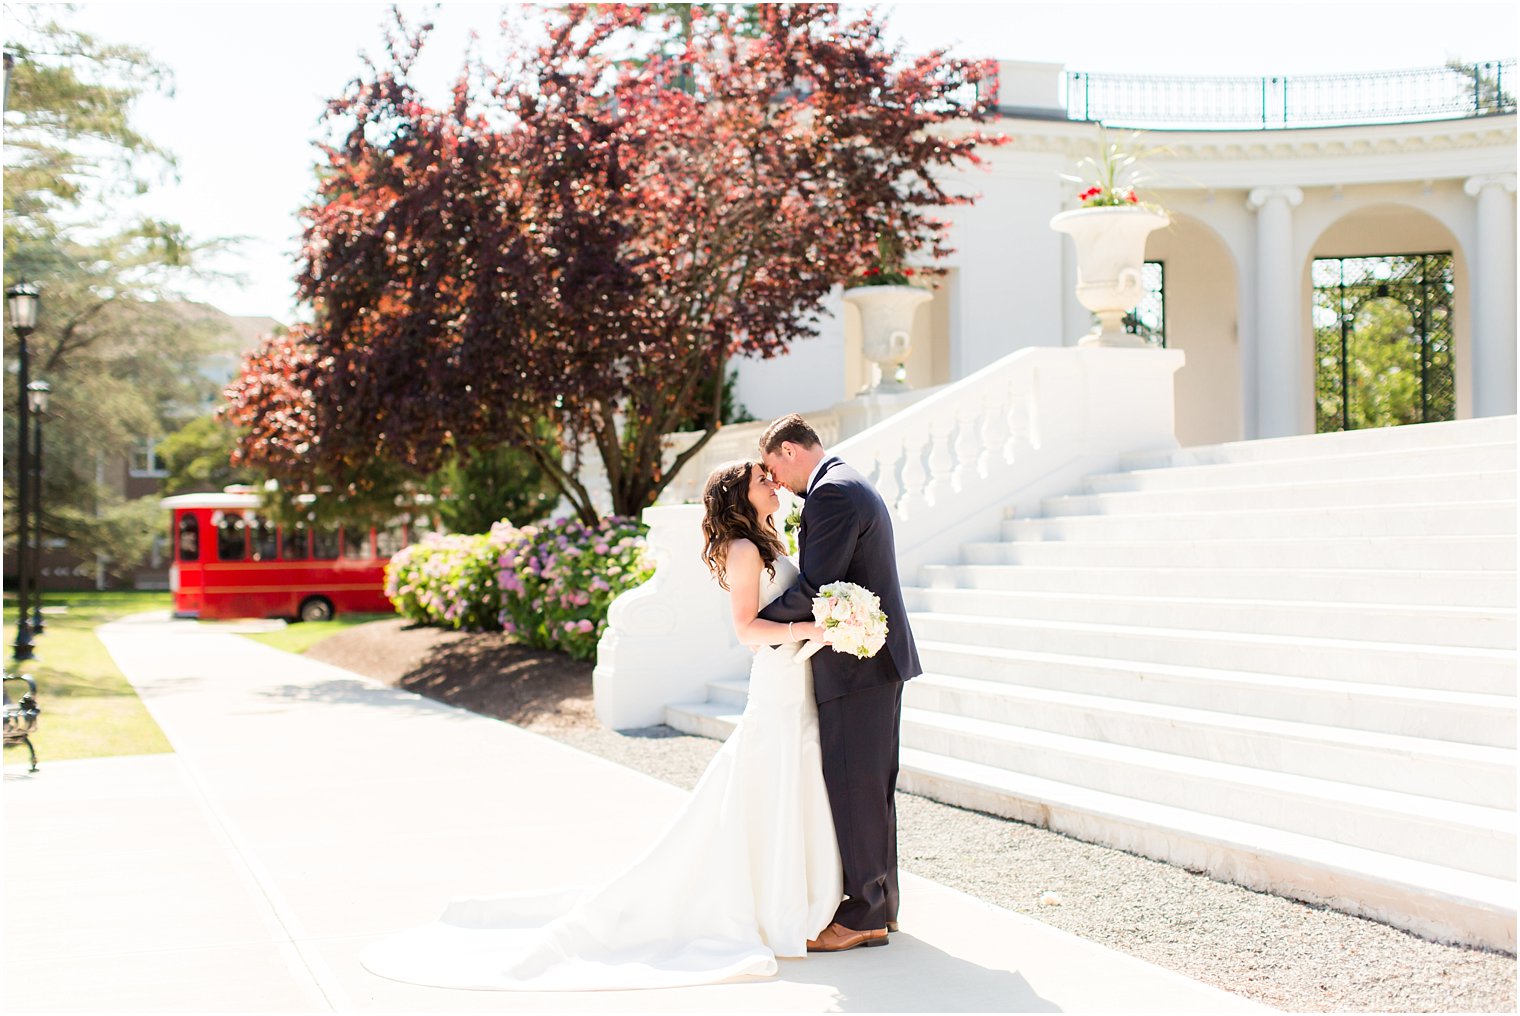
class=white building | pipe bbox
[727,59,1516,448]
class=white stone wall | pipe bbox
[1144,212,1243,446]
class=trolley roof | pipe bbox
[160,490,262,510]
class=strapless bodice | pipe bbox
[750,555,812,709]
[760,555,800,611]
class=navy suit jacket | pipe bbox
[759,457,922,702]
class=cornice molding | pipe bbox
[984,113,1517,162]
[929,114,1517,189]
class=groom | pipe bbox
[757,414,922,952]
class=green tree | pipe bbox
[426,441,560,534]
[226,5,1002,521]
[1316,296,1454,432]
[1446,58,1514,115]
[4,7,233,582]
[157,414,256,496]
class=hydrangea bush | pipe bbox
[384,515,653,662]
[497,515,654,662]
[384,521,521,630]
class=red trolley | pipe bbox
[162,487,411,622]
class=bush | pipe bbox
[384,515,654,662]
[497,515,654,662]
[384,521,520,630]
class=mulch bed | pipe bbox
[305,618,597,732]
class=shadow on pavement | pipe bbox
[776,933,1062,1012]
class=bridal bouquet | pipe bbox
[811,581,889,659]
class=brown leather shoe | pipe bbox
[806,922,889,952]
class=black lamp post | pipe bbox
[8,282,39,664]
[27,379,50,637]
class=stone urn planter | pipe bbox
[842,284,934,391]
[1050,206,1169,347]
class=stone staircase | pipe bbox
[664,414,1518,951]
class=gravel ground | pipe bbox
[312,621,1517,1014]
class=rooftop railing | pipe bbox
[1065,60,1515,130]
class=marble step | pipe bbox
[700,674,1513,807]
[913,641,1515,748]
[898,708,1514,879]
[897,749,1516,953]
[1122,416,1517,471]
[907,613,1515,693]
[899,674,1515,808]
[665,702,1520,906]
[901,587,1516,649]
[960,534,1516,571]
[915,563,1518,608]
[1042,471,1516,518]
[1002,501,1515,543]
[1088,440,1515,493]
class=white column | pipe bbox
[1463,174,1518,417]
[1247,186,1305,438]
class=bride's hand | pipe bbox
[797,621,832,643]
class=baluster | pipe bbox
[861,450,882,489]
[951,405,978,489]
[1022,381,1042,453]
[925,411,956,504]
[900,430,930,519]
[1002,380,1025,464]
[979,392,1009,476]
[893,438,915,518]
[1007,369,1041,459]
[875,442,904,518]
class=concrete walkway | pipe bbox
[4,613,1272,1013]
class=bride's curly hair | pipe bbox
[700,460,786,591]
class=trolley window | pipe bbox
[251,517,279,561]
[341,527,372,560]
[217,513,248,562]
[312,525,340,561]
[281,522,308,560]
[376,519,407,558]
[176,514,199,562]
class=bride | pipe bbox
[360,460,844,990]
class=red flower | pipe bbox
[1126,191,1139,204]
[866,267,879,275]
[903,268,914,276]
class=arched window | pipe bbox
[176,514,199,562]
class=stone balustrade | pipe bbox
[594,345,1185,729]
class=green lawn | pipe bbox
[238,613,394,655]
[2,591,174,764]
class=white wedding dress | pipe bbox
[360,555,844,991]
